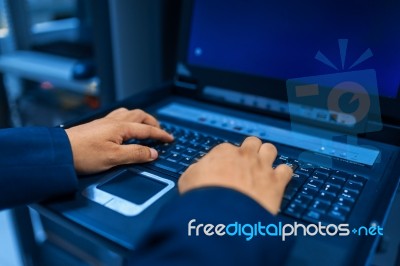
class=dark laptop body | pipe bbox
[34,1,400,265]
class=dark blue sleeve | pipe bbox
[129,188,293,266]
[0,127,78,209]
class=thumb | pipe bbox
[118,144,158,164]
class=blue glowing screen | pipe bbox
[188,0,400,98]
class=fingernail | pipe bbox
[150,148,158,159]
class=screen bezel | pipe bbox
[176,0,400,126]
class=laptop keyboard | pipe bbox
[127,122,366,224]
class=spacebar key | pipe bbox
[153,159,185,173]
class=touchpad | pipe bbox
[98,170,167,204]
[83,169,175,216]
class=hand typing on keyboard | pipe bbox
[66,108,174,174]
[178,137,293,214]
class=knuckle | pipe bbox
[106,146,122,164]
[247,136,260,142]
[213,142,233,153]
[217,142,233,149]
[263,142,277,154]
[118,107,128,112]
[133,109,145,116]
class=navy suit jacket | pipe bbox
[0,127,291,265]
[0,127,78,209]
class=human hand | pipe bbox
[178,137,292,214]
[65,108,173,175]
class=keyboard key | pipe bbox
[283,186,298,200]
[295,167,314,175]
[187,143,201,150]
[275,159,287,165]
[348,174,366,185]
[330,205,350,215]
[338,191,357,202]
[167,153,183,163]
[293,173,308,183]
[202,145,212,152]
[157,149,169,159]
[299,186,318,197]
[180,156,192,165]
[332,203,351,212]
[288,158,300,165]
[215,138,226,144]
[172,145,185,153]
[293,194,313,207]
[336,196,355,206]
[327,206,348,222]
[305,178,324,190]
[310,172,328,181]
[343,180,362,193]
[284,203,306,218]
[303,210,323,222]
[314,168,330,176]
[183,149,197,157]
[278,155,289,160]
[321,183,340,195]
[286,162,299,169]
[327,174,346,186]
[203,136,214,143]
[316,191,335,203]
[310,199,330,213]
[152,159,185,174]
[197,152,206,159]
[342,188,359,195]
[287,178,301,188]
[160,142,172,148]
[301,162,316,168]
[331,170,345,176]
[288,173,307,187]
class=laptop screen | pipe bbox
[187,0,400,99]
[180,0,400,132]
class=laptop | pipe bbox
[37,0,400,265]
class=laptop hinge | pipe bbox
[174,75,198,90]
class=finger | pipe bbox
[123,122,174,142]
[274,164,293,189]
[107,108,161,128]
[143,114,160,128]
[126,109,160,128]
[259,142,278,165]
[240,136,262,153]
[117,144,158,164]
